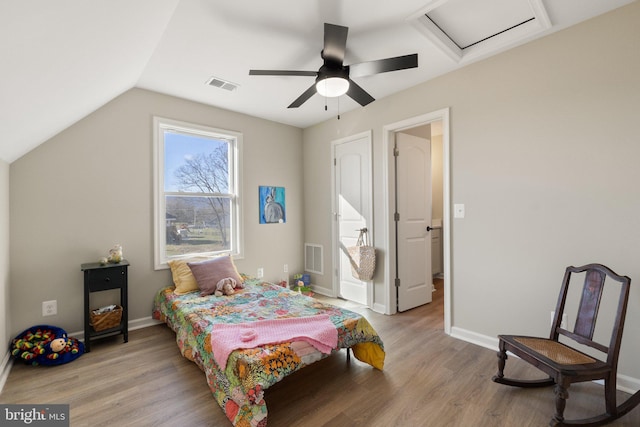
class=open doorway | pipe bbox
[383,109,451,333]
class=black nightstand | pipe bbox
[81,260,129,352]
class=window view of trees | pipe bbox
[160,124,238,260]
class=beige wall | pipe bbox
[9,88,303,335]
[303,2,640,381]
[0,160,10,375]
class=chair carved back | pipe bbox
[553,264,630,364]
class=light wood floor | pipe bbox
[2,281,640,426]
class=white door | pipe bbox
[396,132,432,311]
[334,133,372,306]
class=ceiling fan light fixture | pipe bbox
[250,23,417,108]
[316,77,349,97]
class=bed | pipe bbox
[152,264,385,427]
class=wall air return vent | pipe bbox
[409,0,550,64]
[205,76,239,91]
[304,243,323,275]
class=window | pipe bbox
[154,117,242,269]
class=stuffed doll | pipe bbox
[43,335,83,364]
[10,325,84,366]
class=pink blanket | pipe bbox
[210,315,338,368]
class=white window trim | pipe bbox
[153,116,243,270]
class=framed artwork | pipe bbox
[259,186,286,224]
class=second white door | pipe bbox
[396,132,432,311]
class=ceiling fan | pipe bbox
[249,23,418,109]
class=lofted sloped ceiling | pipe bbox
[0,0,635,163]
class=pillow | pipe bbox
[168,256,209,294]
[187,256,244,296]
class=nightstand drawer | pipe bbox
[87,266,126,291]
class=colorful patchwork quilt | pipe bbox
[152,279,385,427]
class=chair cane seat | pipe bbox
[513,337,596,365]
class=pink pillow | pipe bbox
[187,256,244,296]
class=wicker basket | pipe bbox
[90,305,123,332]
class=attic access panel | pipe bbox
[410,0,550,63]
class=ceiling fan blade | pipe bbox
[346,79,375,107]
[288,83,318,108]
[349,53,418,78]
[322,23,348,64]
[249,70,317,76]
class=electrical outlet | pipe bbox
[283,264,288,273]
[257,267,264,278]
[43,300,57,316]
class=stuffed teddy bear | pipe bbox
[214,277,238,297]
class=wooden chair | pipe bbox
[492,263,640,426]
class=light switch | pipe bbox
[454,204,465,218]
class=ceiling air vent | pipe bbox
[205,76,239,91]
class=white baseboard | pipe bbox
[450,326,640,394]
[69,316,164,342]
[0,350,13,395]
[372,302,386,314]
[607,374,640,395]
[309,285,387,315]
[450,326,500,352]
[309,285,333,298]
[129,316,164,331]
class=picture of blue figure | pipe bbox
[259,186,286,224]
